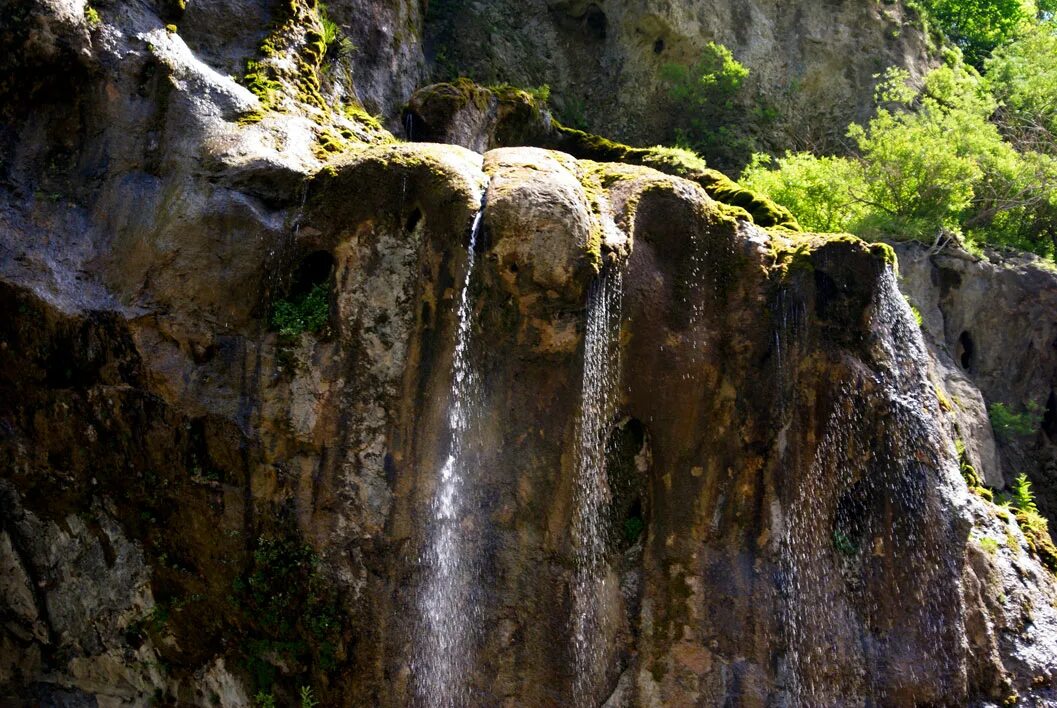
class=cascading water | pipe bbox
[571,267,624,707]
[780,266,963,703]
[415,205,486,707]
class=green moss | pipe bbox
[549,122,800,230]
[236,0,392,146]
[84,5,101,27]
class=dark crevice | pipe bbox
[404,207,423,233]
[957,331,974,371]
[1043,389,1057,442]
[583,4,607,40]
[290,250,334,298]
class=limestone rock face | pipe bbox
[1,1,1056,706]
[896,243,1057,521]
[423,0,933,152]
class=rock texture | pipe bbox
[897,243,1057,525]
[1,1,1056,706]
[423,0,934,152]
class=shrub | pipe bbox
[741,152,867,233]
[989,401,1043,440]
[661,42,756,170]
[742,58,1057,259]
[270,283,330,337]
[233,535,342,692]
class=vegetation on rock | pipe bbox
[743,24,1057,259]
[270,283,330,337]
[660,41,764,171]
[989,401,1044,440]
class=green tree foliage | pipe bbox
[986,25,1057,140]
[989,401,1044,440]
[661,42,760,170]
[741,153,867,233]
[923,0,1042,66]
[741,36,1057,260]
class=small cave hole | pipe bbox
[405,207,423,233]
[1043,389,1057,442]
[605,417,649,549]
[508,261,519,274]
[623,498,645,544]
[290,251,334,298]
[583,4,607,39]
[653,37,665,54]
[957,330,975,371]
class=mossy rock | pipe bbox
[403,80,800,231]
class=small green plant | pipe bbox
[270,283,330,337]
[833,529,858,556]
[254,691,276,708]
[300,685,319,708]
[165,23,177,33]
[623,515,644,544]
[978,536,1000,555]
[1011,473,1039,513]
[84,4,101,27]
[989,401,1043,440]
[997,473,1057,572]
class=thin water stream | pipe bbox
[571,268,624,707]
[415,207,486,707]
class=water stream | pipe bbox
[571,267,624,707]
[780,267,961,703]
[415,207,486,707]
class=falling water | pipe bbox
[571,268,623,707]
[415,207,485,707]
[780,267,963,703]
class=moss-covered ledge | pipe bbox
[402,80,801,231]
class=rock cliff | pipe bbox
[1,1,1056,706]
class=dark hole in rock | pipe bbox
[291,251,334,298]
[508,261,519,274]
[624,498,644,544]
[405,207,423,233]
[1043,389,1057,441]
[957,331,974,371]
[605,417,649,549]
[584,4,607,39]
[653,38,665,54]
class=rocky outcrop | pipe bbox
[1,1,1056,706]
[403,79,801,230]
[897,242,1057,525]
[423,0,934,152]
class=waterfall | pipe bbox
[415,206,486,707]
[571,267,624,707]
[780,266,963,703]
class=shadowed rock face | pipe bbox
[1,2,1056,707]
[422,0,933,153]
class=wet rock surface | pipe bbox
[0,1,1055,706]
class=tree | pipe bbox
[660,42,757,170]
[924,0,1041,66]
